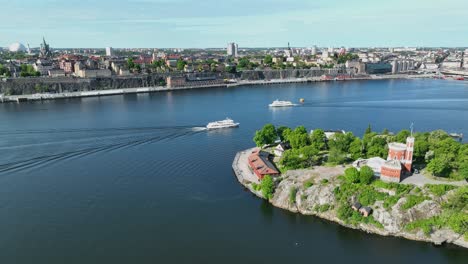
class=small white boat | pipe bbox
[269,99,296,107]
[206,118,240,130]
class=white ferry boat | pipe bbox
[269,99,296,107]
[206,118,240,130]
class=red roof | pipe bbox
[248,149,280,179]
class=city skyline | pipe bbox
[1,0,467,48]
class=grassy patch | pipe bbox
[425,184,457,196]
[320,179,329,185]
[364,215,384,229]
[383,195,401,210]
[303,180,314,188]
[314,204,331,213]
[401,195,428,210]
[406,216,443,236]
[358,188,388,206]
[289,187,298,204]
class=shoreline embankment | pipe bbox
[232,148,468,249]
[0,73,435,103]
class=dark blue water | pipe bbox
[0,79,466,263]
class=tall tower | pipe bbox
[404,136,415,172]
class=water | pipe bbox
[0,79,466,263]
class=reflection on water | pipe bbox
[0,79,466,263]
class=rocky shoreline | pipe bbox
[232,149,468,249]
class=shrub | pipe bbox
[364,216,384,229]
[320,179,329,184]
[251,183,259,191]
[303,180,314,188]
[289,187,298,204]
[406,216,443,236]
[383,195,401,209]
[358,187,388,206]
[337,204,354,221]
[395,184,413,195]
[260,175,275,200]
[425,184,457,197]
[401,195,428,210]
[359,166,374,185]
[317,204,331,213]
[344,167,360,183]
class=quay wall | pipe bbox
[0,69,343,96]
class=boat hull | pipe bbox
[206,124,240,130]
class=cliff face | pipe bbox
[249,168,467,249]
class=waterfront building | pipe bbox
[105,47,113,57]
[365,62,392,74]
[248,149,280,180]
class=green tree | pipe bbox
[395,130,411,143]
[349,138,363,160]
[260,175,275,200]
[413,133,430,163]
[428,130,449,148]
[365,124,372,135]
[135,64,142,73]
[264,55,273,65]
[288,126,310,149]
[310,129,326,150]
[359,166,374,184]
[225,65,236,74]
[345,167,360,183]
[382,128,390,135]
[457,162,468,180]
[253,124,277,147]
[328,148,347,164]
[328,132,356,153]
[176,59,186,71]
[127,58,135,69]
[366,137,387,158]
[280,146,320,169]
[238,58,250,69]
[277,126,292,142]
[427,155,452,177]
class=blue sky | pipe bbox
[1,0,467,48]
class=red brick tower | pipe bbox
[404,136,415,172]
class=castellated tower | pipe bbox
[404,136,415,172]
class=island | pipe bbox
[232,124,467,248]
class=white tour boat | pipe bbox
[206,118,240,130]
[269,99,296,107]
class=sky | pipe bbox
[1,0,467,48]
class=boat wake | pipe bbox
[0,125,206,174]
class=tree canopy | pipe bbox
[253,124,277,147]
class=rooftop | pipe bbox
[383,159,402,170]
[388,142,407,151]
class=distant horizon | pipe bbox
[1,0,467,48]
[3,44,468,50]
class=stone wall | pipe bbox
[0,69,344,95]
